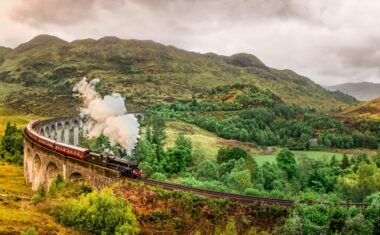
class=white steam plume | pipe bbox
[73,77,140,155]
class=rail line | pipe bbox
[26,119,370,208]
[129,178,369,208]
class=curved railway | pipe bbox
[25,119,369,208]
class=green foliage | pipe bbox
[175,133,192,166]
[150,115,167,161]
[281,204,375,235]
[150,102,379,149]
[164,146,191,174]
[133,138,155,163]
[216,147,248,164]
[162,133,193,174]
[21,227,38,235]
[0,122,24,165]
[226,169,252,192]
[51,188,139,235]
[217,219,238,235]
[196,160,218,181]
[338,163,380,202]
[180,176,228,192]
[31,184,46,204]
[341,154,351,169]
[150,172,168,182]
[276,149,297,179]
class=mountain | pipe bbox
[327,82,380,101]
[0,34,358,116]
[341,97,380,120]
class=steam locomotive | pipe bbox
[24,121,143,178]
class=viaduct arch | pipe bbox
[24,117,122,190]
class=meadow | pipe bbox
[163,120,364,166]
[0,161,81,234]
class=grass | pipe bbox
[341,97,380,120]
[0,161,82,234]
[164,121,261,159]
[0,106,44,133]
[252,149,354,166]
[162,121,370,166]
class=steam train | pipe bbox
[24,121,143,178]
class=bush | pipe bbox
[51,188,139,235]
[0,122,24,165]
[226,170,252,192]
[280,212,303,235]
[180,177,228,192]
[31,185,46,204]
[217,147,248,164]
[244,188,267,197]
[150,172,167,182]
[21,227,38,235]
[30,194,43,204]
[342,214,374,235]
[195,160,218,181]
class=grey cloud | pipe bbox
[9,0,124,26]
[335,44,380,70]
[3,0,380,85]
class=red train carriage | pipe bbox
[54,142,88,160]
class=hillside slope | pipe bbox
[0,35,357,115]
[342,97,380,120]
[327,82,380,101]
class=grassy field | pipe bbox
[0,161,82,234]
[162,121,372,166]
[164,121,261,159]
[252,150,352,166]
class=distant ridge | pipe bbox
[327,82,380,101]
[0,34,359,115]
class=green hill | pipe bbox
[0,34,357,115]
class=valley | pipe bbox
[0,35,379,234]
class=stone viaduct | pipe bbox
[23,114,146,191]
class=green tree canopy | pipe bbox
[276,149,297,179]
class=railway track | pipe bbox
[131,178,369,208]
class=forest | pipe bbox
[146,91,380,150]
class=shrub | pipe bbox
[244,188,267,197]
[217,147,248,164]
[280,212,303,235]
[30,195,43,204]
[269,190,285,199]
[0,122,24,165]
[150,172,167,182]
[31,185,46,204]
[342,214,374,235]
[226,170,252,192]
[51,188,139,235]
[21,227,38,235]
[195,160,218,181]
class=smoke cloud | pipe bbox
[73,77,140,155]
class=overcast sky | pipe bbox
[1,0,380,86]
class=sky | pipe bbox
[1,0,380,86]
